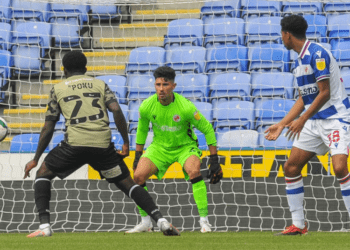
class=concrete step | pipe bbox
[131,8,201,21]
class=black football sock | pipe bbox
[34,179,51,225]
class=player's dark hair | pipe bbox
[281,15,308,40]
[62,51,87,73]
[153,66,176,82]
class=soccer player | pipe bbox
[24,51,180,237]
[265,15,350,236]
[126,66,223,234]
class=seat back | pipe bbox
[127,74,155,100]
[0,23,11,50]
[241,0,282,20]
[201,0,241,20]
[174,74,208,101]
[96,75,127,104]
[126,47,165,74]
[50,3,89,22]
[217,130,259,149]
[282,1,323,15]
[166,46,206,74]
[12,0,51,22]
[328,14,350,45]
[245,16,282,46]
[12,21,52,48]
[193,101,213,122]
[0,0,11,22]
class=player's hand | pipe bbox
[117,143,129,158]
[264,124,284,141]
[133,151,143,172]
[285,118,306,141]
[207,154,223,184]
[24,159,38,179]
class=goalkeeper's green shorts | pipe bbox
[141,142,202,180]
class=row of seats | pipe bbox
[8,128,293,153]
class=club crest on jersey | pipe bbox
[173,115,181,122]
[316,58,326,71]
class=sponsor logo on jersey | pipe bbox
[194,111,200,121]
[152,115,156,120]
[173,114,181,122]
[299,86,319,96]
[316,58,326,71]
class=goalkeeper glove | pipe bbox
[207,154,223,184]
[133,151,143,172]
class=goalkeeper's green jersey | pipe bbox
[136,93,216,149]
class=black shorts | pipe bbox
[44,141,130,182]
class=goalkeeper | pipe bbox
[126,66,223,234]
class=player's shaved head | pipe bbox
[153,66,176,82]
[62,51,87,74]
[281,15,308,40]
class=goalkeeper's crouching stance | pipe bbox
[126,66,223,234]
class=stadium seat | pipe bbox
[241,0,282,20]
[126,47,165,74]
[0,50,11,101]
[50,3,89,23]
[204,17,245,48]
[245,17,282,46]
[282,1,323,15]
[0,23,11,50]
[213,100,255,132]
[111,132,128,149]
[49,132,64,150]
[164,19,203,48]
[12,22,52,75]
[166,47,206,74]
[109,104,128,130]
[192,101,213,122]
[332,40,350,70]
[128,100,142,133]
[251,72,294,100]
[130,132,154,150]
[90,4,120,20]
[0,0,11,23]
[194,129,210,150]
[209,72,251,104]
[217,130,259,149]
[55,114,65,131]
[258,127,293,149]
[206,45,249,73]
[341,73,350,96]
[10,133,49,153]
[127,74,155,101]
[324,2,350,13]
[255,98,295,129]
[248,44,290,72]
[328,14,350,47]
[174,74,208,102]
[11,0,51,22]
[303,15,327,43]
[96,75,127,104]
[200,0,241,22]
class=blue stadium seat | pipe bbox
[200,0,241,22]
[206,45,249,73]
[166,46,206,74]
[126,47,165,74]
[249,44,290,72]
[342,73,350,96]
[194,129,210,150]
[10,133,49,153]
[258,127,293,149]
[0,50,11,101]
[204,17,245,47]
[328,14,350,47]
[255,99,295,129]
[241,0,282,20]
[111,132,128,149]
[332,40,350,70]
[12,22,52,75]
[245,17,282,46]
[303,15,327,43]
[49,3,89,47]
[217,130,259,149]
[109,104,128,130]
[128,100,142,133]
[324,2,350,13]
[282,1,323,15]
[49,132,64,150]
[209,72,251,104]
[213,100,255,132]
[96,75,127,104]
[0,23,11,50]
[0,0,11,23]
[174,74,208,102]
[90,5,120,20]
[127,74,155,101]
[251,72,294,100]
[130,132,154,150]
[193,101,213,122]
[11,1,50,22]
[164,19,203,48]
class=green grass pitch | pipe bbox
[1,231,350,250]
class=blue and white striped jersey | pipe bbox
[294,40,350,120]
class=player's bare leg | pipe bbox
[27,162,56,238]
[184,155,211,233]
[275,147,315,236]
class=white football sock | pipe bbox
[338,173,350,215]
[200,216,209,223]
[39,223,50,230]
[141,215,151,225]
[285,175,305,229]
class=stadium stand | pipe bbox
[0,0,11,23]
[96,75,127,104]
[241,0,282,20]
[126,47,165,74]
[245,16,282,46]
[127,73,155,101]
[90,4,120,21]
[282,1,323,15]
[217,129,259,148]
[174,73,208,102]
[166,46,206,73]
[200,0,241,21]
[0,22,11,50]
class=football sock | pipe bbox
[34,178,51,225]
[129,184,162,223]
[285,175,304,229]
[191,176,208,217]
[338,173,350,215]
[136,183,149,217]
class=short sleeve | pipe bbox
[310,48,331,82]
[104,83,118,106]
[45,87,61,121]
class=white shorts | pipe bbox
[293,119,350,156]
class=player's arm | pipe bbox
[134,104,150,171]
[24,88,59,178]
